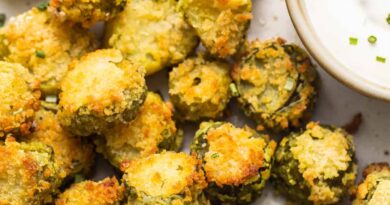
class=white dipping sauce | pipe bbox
[304,0,390,88]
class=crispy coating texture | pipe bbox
[55,177,125,205]
[191,121,276,204]
[232,38,317,131]
[50,0,127,28]
[95,92,183,169]
[169,55,232,122]
[0,137,59,205]
[0,61,40,137]
[354,163,390,205]
[122,152,210,205]
[272,122,357,205]
[0,8,98,96]
[105,0,199,75]
[179,0,252,58]
[58,49,147,136]
[27,109,95,180]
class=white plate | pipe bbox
[1,0,390,204]
[287,0,390,101]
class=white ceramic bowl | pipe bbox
[286,0,390,101]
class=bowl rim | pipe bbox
[286,0,390,102]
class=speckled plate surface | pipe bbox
[1,0,390,204]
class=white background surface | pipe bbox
[1,0,390,204]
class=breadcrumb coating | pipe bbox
[191,121,276,204]
[0,137,59,205]
[55,177,125,205]
[50,0,127,28]
[0,8,97,95]
[272,122,357,205]
[95,92,183,169]
[354,163,390,205]
[232,38,317,131]
[122,152,209,205]
[169,55,232,121]
[27,109,95,180]
[0,61,40,137]
[179,0,252,58]
[58,49,147,136]
[105,0,199,75]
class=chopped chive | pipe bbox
[229,83,239,97]
[36,2,49,11]
[368,35,377,44]
[45,95,57,103]
[74,174,85,183]
[376,56,386,63]
[387,14,390,25]
[0,14,6,27]
[349,37,358,45]
[211,153,219,159]
[35,50,46,58]
[284,77,295,91]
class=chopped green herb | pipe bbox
[36,2,49,11]
[368,35,377,44]
[229,83,239,97]
[211,153,219,159]
[376,56,386,63]
[45,95,57,103]
[35,50,46,58]
[0,14,6,27]
[349,37,358,45]
[74,174,85,183]
[387,14,390,25]
[284,77,295,91]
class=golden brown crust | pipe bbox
[169,55,232,121]
[96,92,182,169]
[0,8,98,95]
[55,177,125,205]
[0,137,58,204]
[105,0,198,75]
[58,49,147,136]
[354,163,390,205]
[0,61,40,137]
[28,109,95,179]
[180,0,252,57]
[363,163,390,178]
[201,123,270,186]
[123,152,207,197]
[50,0,126,28]
[122,152,209,205]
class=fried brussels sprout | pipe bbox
[58,49,147,137]
[0,61,40,137]
[95,92,183,169]
[272,122,357,205]
[191,121,276,204]
[105,0,199,75]
[169,55,232,122]
[56,177,125,205]
[231,38,317,131]
[122,152,210,205]
[0,137,59,204]
[50,0,127,28]
[179,0,252,58]
[354,163,390,205]
[27,109,95,180]
[0,8,97,96]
